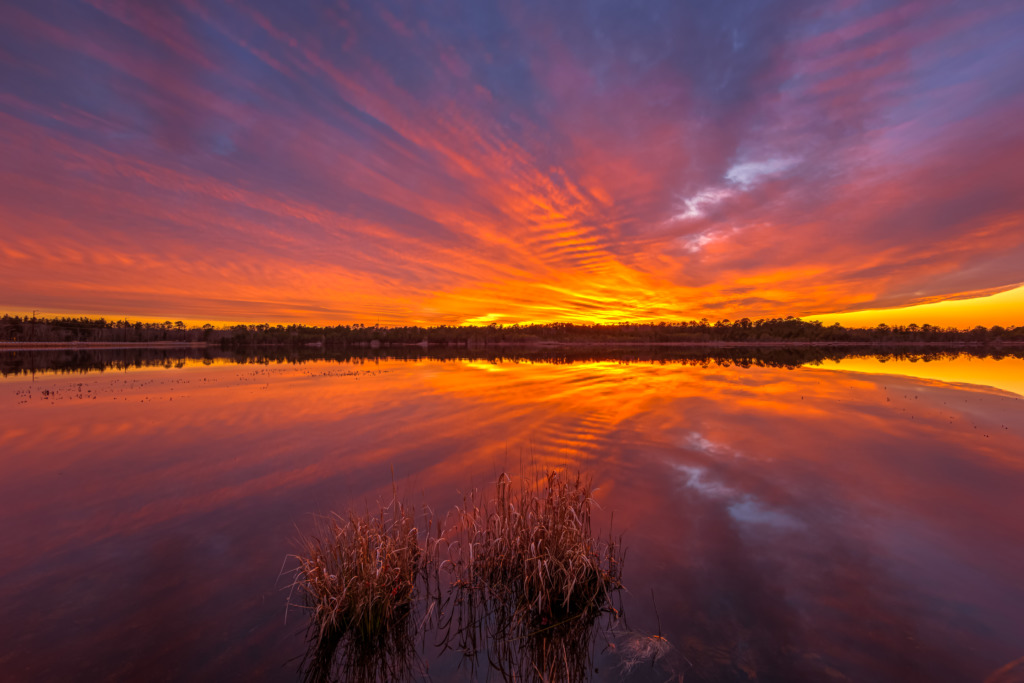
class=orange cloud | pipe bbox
[0,1,1022,326]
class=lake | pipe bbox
[1,347,1023,682]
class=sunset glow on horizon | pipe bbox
[2,1,1023,326]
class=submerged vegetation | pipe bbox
[289,471,625,683]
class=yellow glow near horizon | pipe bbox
[810,285,1024,329]
[10,283,1024,330]
[813,356,1024,398]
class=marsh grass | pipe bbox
[289,470,626,682]
[438,470,625,682]
[289,498,429,683]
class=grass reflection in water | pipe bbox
[289,471,626,682]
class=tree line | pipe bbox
[0,315,216,343]
[2,313,1022,346]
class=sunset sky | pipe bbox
[1,1,1022,327]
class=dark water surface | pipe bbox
[1,348,1023,682]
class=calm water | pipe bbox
[1,348,1023,682]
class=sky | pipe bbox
[1,0,1022,327]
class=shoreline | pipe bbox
[0,342,211,351]
[2,340,1023,352]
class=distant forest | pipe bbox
[2,313,1023,346]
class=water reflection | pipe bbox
[5,344,1024,378]
[0,349,1022,681]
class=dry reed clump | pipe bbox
[288,471,626,682]
[290,499,426,683]
[440,470,624,681]
[460,471,622,622]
